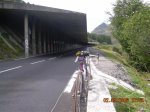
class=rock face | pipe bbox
[92,23,111,36]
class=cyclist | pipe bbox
[74,51,86,98]
[75,51,86,72]
[75,51,90,101]
[97,52,100,61]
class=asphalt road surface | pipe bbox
[0,53,78,112]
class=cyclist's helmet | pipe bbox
[76,51,81,56]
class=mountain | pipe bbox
[92,23,111,36]
[92,23,119,44]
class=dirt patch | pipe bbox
[92,57,132,84]
[88,47,137,88]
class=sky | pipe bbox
[24,0,150,32]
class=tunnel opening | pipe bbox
[0,2,87,58]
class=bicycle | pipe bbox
[72,64,85,112]
[72,51,90,112]
[77,57,90,100]
[72,71,87,112]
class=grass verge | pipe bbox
[109,85,148,112]
[96,45,150,112]
[0,36,24,60]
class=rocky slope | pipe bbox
[92,23,111,36]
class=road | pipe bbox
[0,53,78,112]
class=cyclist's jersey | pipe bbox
[78,56,85,63]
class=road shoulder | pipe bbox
[87,58,116,112]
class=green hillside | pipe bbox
[0,33,23,60]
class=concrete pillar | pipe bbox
[41,26,44,54]
[57,43,59,53]
[43,28,46,54]
[46,28,48,53]
[38,23,42,54]
[41,29,44,53]
[53,30,56,53]
[24,13,29,58]
[51,39,53,53]
[52,31,55,53]
[32,21,36,55]
[62,42,64,52]
[48,31,50,53]
[57,43,58,53]
[58,43,60,53]
[51,38,54,54]
[47,34,48,53]
[53,40,55,53]
[49,37,51,53]
[57,41,59,53]
[49,31,52,53]
[46,29,48,53]
[59,42,61,53]
[49,32,52,53]
[45,29,47,53]
[55,42,57,53]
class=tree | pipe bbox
[122,6,150,71]
[111,0,150,71]
[88,33,112,44]
[111,0,144,53]
[96,35,112,44]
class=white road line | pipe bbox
[30,60,45,65]
[50,88,64,112]
[48,57,56,60]
[50,70,78,112]
[0,66,22,74]
[64,70,79,93]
